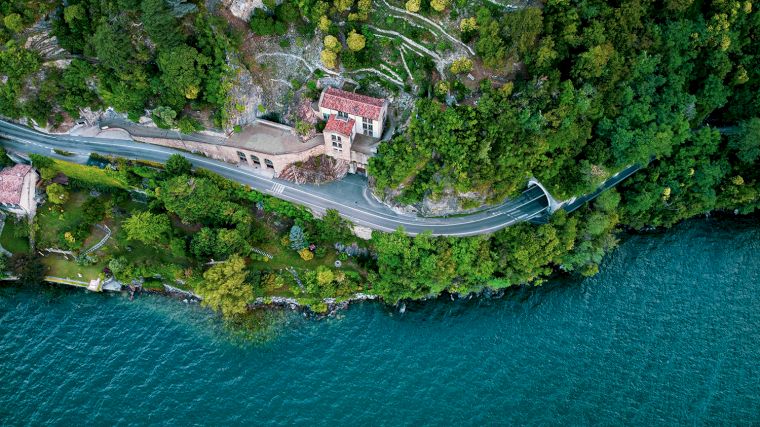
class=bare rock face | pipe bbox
[221,0,264,20]
[227,63,264,131]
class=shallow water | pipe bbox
[1,218,759,425]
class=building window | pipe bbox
[331,134,343,150]
[362,117,373,135]
[250,155,261,166]
[264,159,274,169]
[337,111,349,119]
[237,151,247,162]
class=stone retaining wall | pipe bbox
[132,136,325,176]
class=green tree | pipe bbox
[346,30,365,51]
[141,0,184,48]
[289,225,307,250]
[165,154,192,176]
[197,254,253,317]
[3,13,24,33]
[123,211,171,247]
[157,45,209,103]
[45,183,69,204]
[729,118,760,164]
[191,227,217,258]
[10,253,46,286]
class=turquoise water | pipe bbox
[1,218,759,425]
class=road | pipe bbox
[0,120,551,236]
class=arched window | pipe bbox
[264,159,274,169]
[250,155,261,166]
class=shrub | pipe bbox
[298,248,314,260]
[46,183,69,204]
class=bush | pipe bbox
[298,248,314,261]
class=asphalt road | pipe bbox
[0,119,553,236]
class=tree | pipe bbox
[214,228,247,258]
[321,49,337,69]
[165,154,192,176]
[316,265,334,285]
[324,35,341,52]
[10,254,46,286]
[46,183,69,205]
[730,118,760,164]
[152,106,177,128]
[405,0,420,12]
[93,21,131,71]
[197,254,253,317]
[191,227,217,258]
[157,45,209,103]
[141,0,184,48]
[3,13,23,33]
[346,30,365,51]
[430,0,449,12]
[123,211,171,247]
[450,58,473,74]
[289,225,307,250]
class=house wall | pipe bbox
[323,131,353,162]
[318,106,385,139]
[132,136,325,176]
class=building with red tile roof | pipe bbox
[0,164,38,217]
[324,115,355,136]
[318,87,388,139]
[318,87,389,175]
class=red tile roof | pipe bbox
[320,87,385,120]
[0,164,33,205]
[324,114,355,136]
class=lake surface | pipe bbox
[1,218,759,425]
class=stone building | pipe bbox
[0,164,38,217]
[318,87,389,174]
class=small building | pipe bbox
[0,164,38,217]
[318,87,389,174]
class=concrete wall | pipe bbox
[132,136,325,176]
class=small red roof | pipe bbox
[324,114,355,136]
[0,164,33,205]
[320,87,385,120]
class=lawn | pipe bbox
[52,159,129,189]
[0,216,30,254]
[35,192,89,250]
[42,255,106,282]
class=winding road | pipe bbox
[0,119,636,236]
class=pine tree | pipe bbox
[289,225,307,250]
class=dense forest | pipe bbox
[370,0,760,215]
[1,0,759,312]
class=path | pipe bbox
[83,224,111,255]
[377,0,475,56]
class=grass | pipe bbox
[42,255,106,282]
[0,217,30,254]
[35,192,88,250]
[52,159,129,189]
